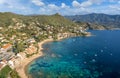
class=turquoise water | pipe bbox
[28,30,120,78]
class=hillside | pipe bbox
[76,22,107,30]
[0,12,76,27]
[0,12,89,54]
[65,13,120,29]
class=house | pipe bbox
[1,43,12,52]
[8,60,14,69]
[17,52,26,59]
[8,57,17,69]
[1,59,7,64]
[26,38,35,43]
[8,56,22,69]
[25,45,37,55]
[0,52,15,62]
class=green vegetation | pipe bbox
[10,70,20,78]
[0,12,88,54]
[0,65,20,78]
[0,12,91,78]
[0,12,76,28]
[13,41,26,54]
[0,65,11,78]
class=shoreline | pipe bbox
[15,39,53,78]
[15,34,91,78]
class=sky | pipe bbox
[0,0,120,15]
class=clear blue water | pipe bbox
[28,30,120,78]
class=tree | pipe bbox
[13,41,25,54]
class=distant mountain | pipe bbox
[65,13,120,29]
[76,22,107,30]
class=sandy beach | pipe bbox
[15,39,53,78]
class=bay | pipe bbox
[28,30,120,78]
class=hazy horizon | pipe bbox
[1,11,120,16]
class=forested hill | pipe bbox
[0,12,77,27]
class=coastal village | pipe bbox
[0,40,37,70]
[0,13,90,78]
[0,0,120,77]
[0,31,90,71]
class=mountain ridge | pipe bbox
[65,13,120,29]
[0,12,77,27]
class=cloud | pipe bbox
[0,0,12,6]
[82,0,105,6]
[38,2,90,15]
[0,0,33,15]
[109,0,120,2]
[0,0,26,9]
[72,0,105,8]
[80,1,92,7]
[31,0,44,6]
[91,4,120,15]
[89,0,105,4]
[48,4,60,10]
[72,0,92,8]
[38,4,59,15]
[61,3,69,9]
[72,1,81,8]
[0,0,120,15]
[0,0,5,4]
[109,5,120,11]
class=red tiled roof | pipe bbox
[2,43,12,49]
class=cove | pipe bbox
[27,30,120,78]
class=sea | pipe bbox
[27,30,120,78]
